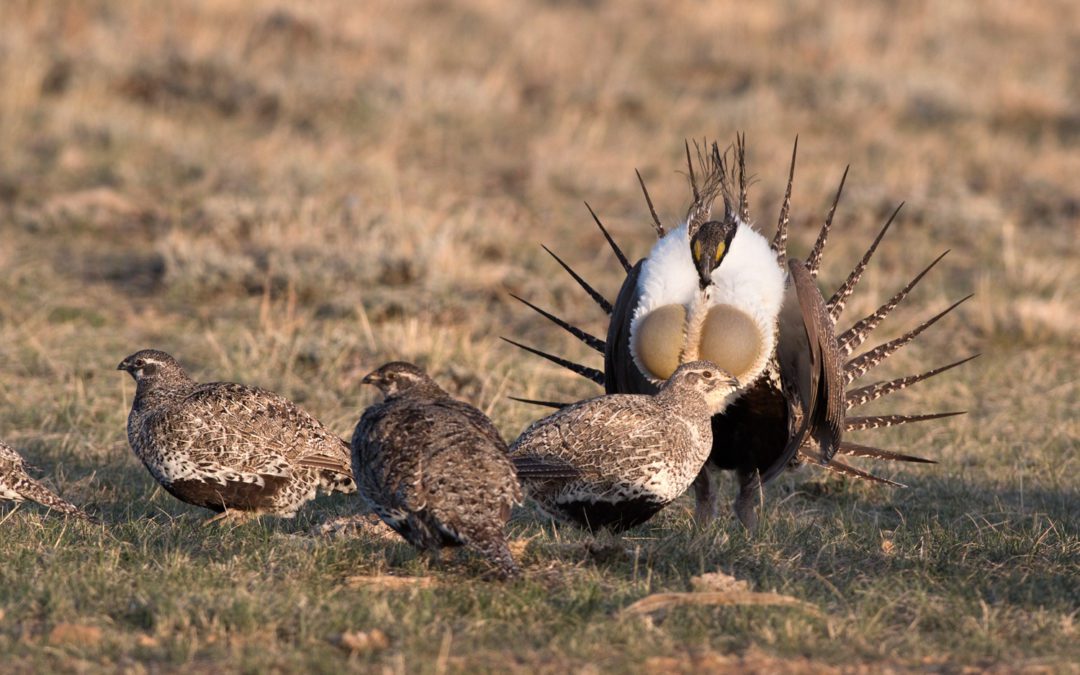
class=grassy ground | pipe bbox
[0,0,1077,671]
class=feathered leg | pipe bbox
[733,468,763,530]
[692,468,718,525]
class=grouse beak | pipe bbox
[360,372,378,386]
[117,360,130,372]
[696,258,713,291]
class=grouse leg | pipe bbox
[733,468,763,530]
[692,467,719,525]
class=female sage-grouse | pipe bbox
[507,136,974,528]
[118,349,356,523]
[352,362,522,579]
[0,440,94,520]
[510,360,738,532]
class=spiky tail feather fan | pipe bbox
[508,137,970,488]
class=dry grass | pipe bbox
[0,0,1077,672]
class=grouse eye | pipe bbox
[703,370,713,379]
[134,359,146,368]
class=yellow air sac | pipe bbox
[698,304,763,382]
[633,304,686,380]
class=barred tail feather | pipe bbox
[806,165,849,278]
[837,441,936,464]
[736,132,750,223]
[817,458,906,487]
[827,202,903,321]
[772,136,798,265]
[837,250,949,356]
[846,354,979,409]
[845,411,965,432]
[844,295,972,384]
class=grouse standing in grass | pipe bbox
[507,137,972,528]
[510,361,738,532]
[118,349,355,523]
[0,440,94,520]
[352,362,522,579]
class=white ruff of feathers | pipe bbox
[630,220,786,389]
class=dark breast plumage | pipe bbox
[352,364,522,578]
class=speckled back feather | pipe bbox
[352,363,522,578]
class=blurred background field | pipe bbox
[0,0,1077,672]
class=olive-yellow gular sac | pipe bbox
[698,304,764,383]
[632,304,687,380]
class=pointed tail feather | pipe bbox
[837,250,949,356]
[772,136,798,265]
[846,354,979,409]
[837,441,936,464]
[827,202,903,322]
[507,396,569,410]
[541,245,614,316]
[635,169,665,238]
[686,140,729,234]
[736,132,750,223]
[509,293,605,353]
[845,410,965,432]
[815,458,906,487]
[584,202,631,273]
[806,165,849,278]
[500,337,605,385]
[685,139,700,202]
[21,479,96,522]
[845,295,972,384]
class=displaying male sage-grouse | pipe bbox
[507,136,974,528]
[352,362,522,579]
[0,440,94,520]
[119,349,356,523]
[510,361,739,532]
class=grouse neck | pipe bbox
[654,381,711,419]
[388,380,449,403]
[132,372,197,414]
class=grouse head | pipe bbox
[663,360,739,414]
[361,361,442,399]
[689,216,738,290]
[117,349,187,384]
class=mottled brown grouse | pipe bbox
[510,361,738,532]
[119,349,355,522]
[0,440,93,520]
[352,362,522,579]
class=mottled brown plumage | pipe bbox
[510,361,738,532]
[352,362,522,579]
[119,349,355,521]
[0,440,93,520]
